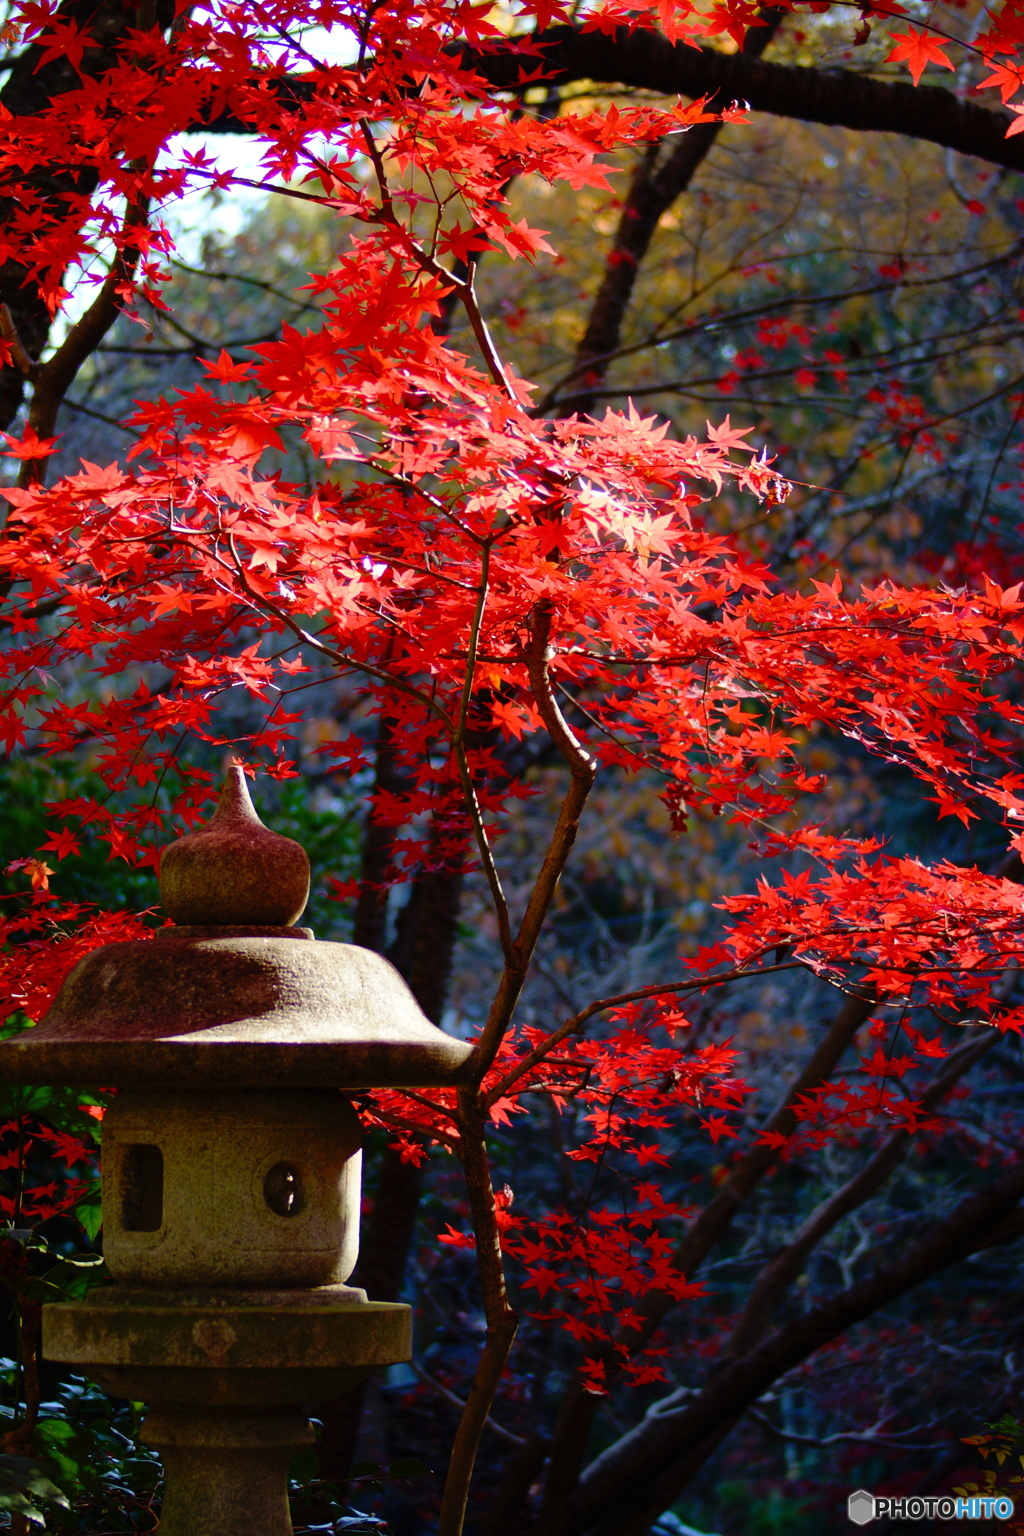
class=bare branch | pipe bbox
[438,1088,520,1536]
[745,1405,948,1452]
[724,1029,1001,1360]
[411,1360,526,1448]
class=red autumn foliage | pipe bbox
[2,0,1024,1530]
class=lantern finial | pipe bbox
[158,764,310,927]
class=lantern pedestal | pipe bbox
[45,1290,413,1536]
[139,1409,312,1536]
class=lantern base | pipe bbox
[44,1291,412,1405]
[140,1406,312,1536]
[43,1291,413,1534]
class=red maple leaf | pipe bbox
[887,27,955,86]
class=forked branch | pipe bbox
[473,602,597,1076]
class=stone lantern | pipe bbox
[0,767,474,1536]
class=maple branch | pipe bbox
[368,464,489,545]
[358,117,397,225]
[454,535,490,746]
[523,603,597,781]
[384,222,518,401]
[348,121,515,402]
[484,953,796,1110]
[21,188,151,485]
[473,604,597,1078]
[450,536,514,957]
[435,596,605,1526]
[460,747,516,956]
[197,111,518,404]
[370,1108,459,1151]
[456,260,517,402]
[392,1088,461,1124]
[453,732,513,958]
[439,1086,520,1536]
[461,27,1024,176]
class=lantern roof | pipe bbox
[0,769,475,1090]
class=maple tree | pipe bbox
[3,0,1024,1532]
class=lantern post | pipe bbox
[0,767,474,1536]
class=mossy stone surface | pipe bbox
[140,1407,313,1536]
[44,1296,412,1372]
[102,1089,363,1287]
[0,925,474,1090]
[159,766,310,928]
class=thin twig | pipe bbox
[372,1108,459,1151]
[745,1405,948,1452]
[449,535,514,957]
[410,1360,525,1447]
[455,539,492,748]
[394,1088,461,1124]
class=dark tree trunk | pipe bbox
[0,0,175,434]
[317,712,471,1481]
